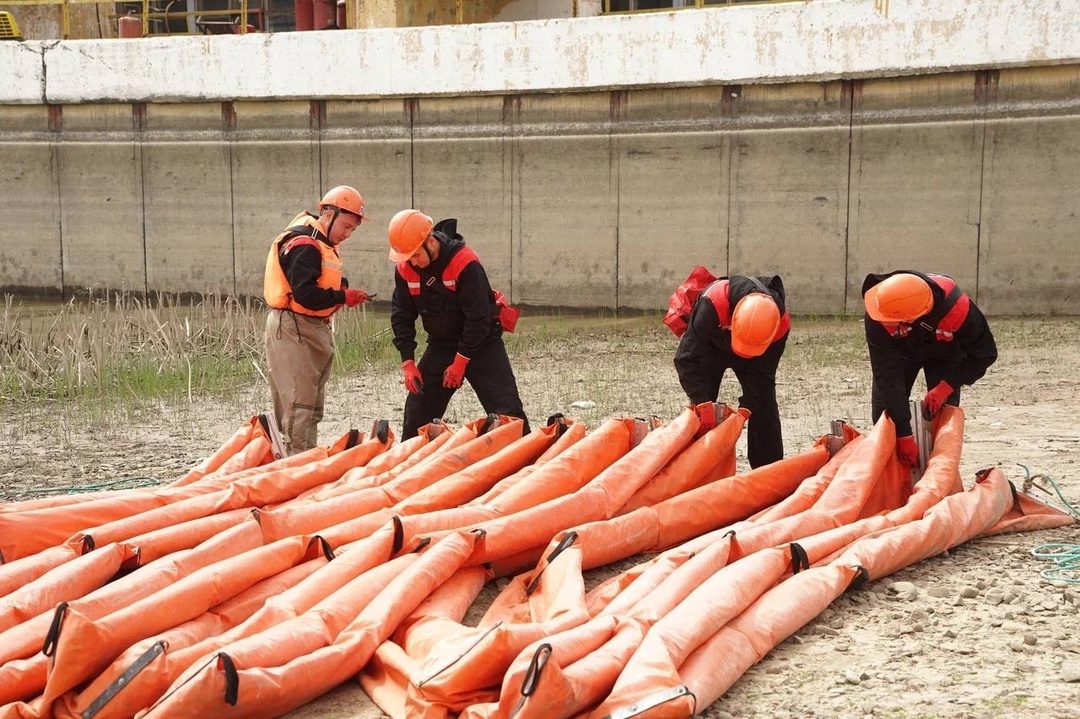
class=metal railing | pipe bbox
[1,0,254,38]
[603,0,796,12]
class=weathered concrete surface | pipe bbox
[727,82,851,315]
[319,99,413,301]
[231,101,321,298]
[2,65,1079,314]
[512,92,618,308]
[978,65,1080,315]
[1,1,1077,104]
[56,104,144,293]
[412,96,513,296]
[0,105,61,294]
[614,86,726,310]
[845,72,985,312]
[140,103,234,295]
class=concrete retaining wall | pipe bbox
[1,1,1078,313]
[2,65,1077,315]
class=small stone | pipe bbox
[1063,663,1080,682]
[1024,634,1038,646]
[843,669,862,685]
[960,586,980,599]
[927,586,952,598]
[944,629,958,638]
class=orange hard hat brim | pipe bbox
[730,336,770,359]
[863,284,890,322]
[388,247,413,262]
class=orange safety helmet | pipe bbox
[730,293,781,358]
[388,209,434,262]
[319,185,366,219]
[864,273,933,323]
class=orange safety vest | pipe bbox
[880,273,970,342]
[702,279,792,340]
[397,246,519,332]
[263,213,344,319]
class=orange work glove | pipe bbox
[344,288,370,307]
[402,360,424,395]
[921,380,954,420]
[896,435,920,468]
[442,353,470,389]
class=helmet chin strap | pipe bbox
[324,208,340,243]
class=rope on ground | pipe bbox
[1018,465,1080,584]
[16,475,161,497]
[1018,464,1080,520]
[1030,543,1080,584]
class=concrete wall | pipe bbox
[2,65,1078,314]
[4,0,1080,104]
[1,1,1078,313]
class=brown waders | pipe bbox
[265,309,335,455]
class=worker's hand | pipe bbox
[402,360,424,395]
[921,380,954,420]
[694,402,718,435]
[896,435,920,468]
[344,288,371,307]
[442,353,470,389]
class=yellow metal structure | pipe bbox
[0,10,24,39]
[0,0,253,39]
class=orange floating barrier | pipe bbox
[256,419,526,542]
[169,418,265,487]
[0,543,132,633]
[140,531,480,719]
[0,539,89,600]
[617,405,744,514]
[322,418,633,550]
[54,557,327,719]
[41,534,326,704]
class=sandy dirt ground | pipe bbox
[2,315,1079,718]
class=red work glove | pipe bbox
[442,353,470,389]
[896,435,920,469]
[921,380,954,420]
[344,288,370,307]
[402,360,424,395]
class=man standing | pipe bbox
[387,209,529,439]
[263,185,372,454]
[674,275,790,468]
[863,270,997,468]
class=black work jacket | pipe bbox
[863,270,998,435]
[674,275,788,403]
[391,220,501,362]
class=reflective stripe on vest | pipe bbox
[396,246,481,296]
[263,217,343,319]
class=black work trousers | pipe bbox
[678,335,786,469]
[402,338,529,439]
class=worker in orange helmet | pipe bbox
[388,209,529,439]
[674,275,791,468]
[863,270,997,468]
[263,185,373,454]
